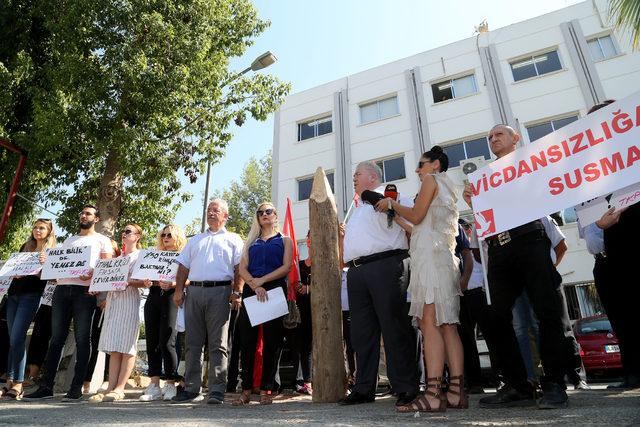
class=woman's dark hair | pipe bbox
[587,99,615,115]
[423,145,449,172]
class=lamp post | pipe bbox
[200,51,277,232]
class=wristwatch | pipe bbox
[232,291,242,298]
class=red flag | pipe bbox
[282,197,300,301]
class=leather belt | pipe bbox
[347,249,408,268]
[190,280,231,288]
[486,221,544,248]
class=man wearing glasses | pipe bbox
[24,204,112,402]
[171,199,244,404]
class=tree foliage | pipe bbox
[0,0,290,248]
[610,0,640,49]
[213,151,271,238]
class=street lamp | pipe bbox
[200,51,278,232]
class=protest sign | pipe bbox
[40,281,56,306]
[469,92,640,238]
[89,257,131,292]
[131,250,179,282]
[0,252,42,277]
[40,246,92,280]
[0,277,10,300]
[574,182,640,226]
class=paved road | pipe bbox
[1,387,639,426]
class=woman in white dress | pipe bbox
[377,146,466,412]
[89,224,151,402]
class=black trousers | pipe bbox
[289,294,312,383]
[226,308,241,390]
[458,287,495,387]
[144,287,179,380]
[26,305,52,369]
[238,305,284,391]
[84,305,109,382]
[342,311,356,380]
[346,253,418,395]
[483,231,574,391]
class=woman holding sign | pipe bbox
[233,202,292,406]
[2,219,56,400]
[89,224,150,403]
[139,224,186,402]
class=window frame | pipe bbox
[431,72,478,104]
[524,113,580,143]
[297,113,333,142]
[296,171,335,201]
[358,95,400,125]
[373,154,407,183]
[509,48,564,82]
[441,135,492,169]
[586,33,619,62]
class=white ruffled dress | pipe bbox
[408,172,462,325]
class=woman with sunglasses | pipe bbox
[2,219,56,400]
[139,224,187,402]
[377,146,466,412]
[89,224,151,403]
[233,203,292,406]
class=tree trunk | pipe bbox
[95,149,122,238]
[309,167,346,402]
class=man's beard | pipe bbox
[79,221,93,230]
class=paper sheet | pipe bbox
[243,287,289,327]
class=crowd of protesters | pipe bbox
[0,104,638,412]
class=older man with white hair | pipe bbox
[171,199,244,404]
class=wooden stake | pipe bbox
[309,167,346,402]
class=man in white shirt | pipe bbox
[338,161,418,407]
[171,199,243,404]
[24,204,112,402]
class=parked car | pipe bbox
[574,315,622,376]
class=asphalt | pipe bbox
[1,386,639,426]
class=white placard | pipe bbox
[574,182,640,226]
[0,252,42,277]
[40,246,91,280]
[89,257,131,292]
[469,92,640,238]
[0,277,11,300]
[39,281,56,306]
[243,287,289,327]
[130,250,179,282]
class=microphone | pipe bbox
[384,184,398,227]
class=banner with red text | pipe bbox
[469,92,640,238]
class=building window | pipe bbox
[375,156,406,182]
[431,74,478,103]
[298,115,332,141]
[442,136,491,169]
[297,172,335,201]
[587,35,617,61]
[526,115,579,142]
[510,50,562,82]
[359,96,399,124]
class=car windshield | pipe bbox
[578,318,612,334]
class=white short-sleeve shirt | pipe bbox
[343,187,412,263]
[541,216,566,264]
[176,228,244,281]
[57,232,112,286]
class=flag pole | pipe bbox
[344,198,356,223]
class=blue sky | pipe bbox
[173,0,584,228]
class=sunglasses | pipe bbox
[161,232,173,239]
[257,208,275,217]
[417,160,432,169]
[123,229,138,235]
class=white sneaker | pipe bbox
[162,383,177,401]
[139,383,162,401]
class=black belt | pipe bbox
[486,221,545,247]
[347,249,408,268]
[190,280,231,288]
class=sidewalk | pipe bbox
[1,386,638,426]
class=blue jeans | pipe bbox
[42,285,96,391]
[6,293,42,382]
[512,291,540,382]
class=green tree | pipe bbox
[0,0,290,248]
[610,0,640,49]
[212,151,271,238]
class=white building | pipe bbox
[272,0,640,318]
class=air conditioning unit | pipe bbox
[459,156,488,175]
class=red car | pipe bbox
[574,315,623,375]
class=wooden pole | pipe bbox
[309,167,346,402]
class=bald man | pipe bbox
[463,125,574,410]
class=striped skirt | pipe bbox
[99,286,141,356]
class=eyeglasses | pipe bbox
[417,160,431,169]
[36,218,52,223]
[123,229,138,235]
[161,233,173,239]
[257,208,275,217]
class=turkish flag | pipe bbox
[282,197,300,301]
